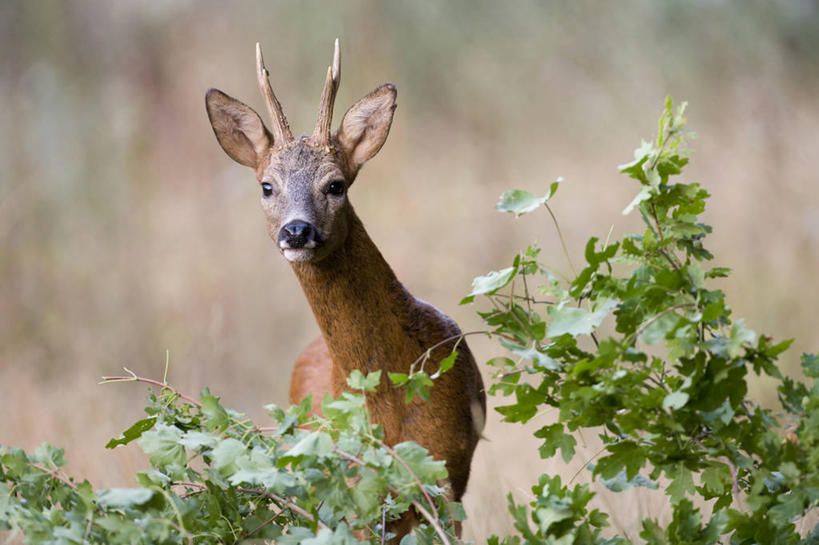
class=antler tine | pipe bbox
[311,38,341,146]
[256,42,293,145]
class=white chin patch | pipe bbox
[283,249,314,263]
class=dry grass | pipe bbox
[2,1,818,541]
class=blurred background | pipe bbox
[2,0,818,540]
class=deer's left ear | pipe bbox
[335,83,397,170]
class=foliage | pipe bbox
[0,370,460,544]
[469,98,819,544]
[3,98,818,544]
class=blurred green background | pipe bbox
[2,1,818,539]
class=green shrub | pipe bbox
[2,99,817,544]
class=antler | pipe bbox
[256,42,293,145]
[311,38,341,146]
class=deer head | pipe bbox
[205,40,397,263]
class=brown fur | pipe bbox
[205,44,486,538]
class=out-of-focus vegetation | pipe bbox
[1,1,818,541]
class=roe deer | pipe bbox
[205,40,486,535]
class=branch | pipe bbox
[173,481,328,531]
[412,501,452,545]
[100,367,202,407]
[28,462,78,490]
[545,202,577,277]
[378,442,438,523]
[409,330,509,373]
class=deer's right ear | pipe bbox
[206,88,272,169]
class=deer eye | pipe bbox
[261,182,274,197]
[326,180,346,197]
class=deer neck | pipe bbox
[290,206,413,379]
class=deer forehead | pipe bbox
[264,140,344,186]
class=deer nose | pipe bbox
[278,220,319,249]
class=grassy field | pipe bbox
[2,1,818,540]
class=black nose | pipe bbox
[278,220,318,249]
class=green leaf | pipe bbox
[106,416,157,449]
[534,423,577,462]
[286,431,333,461]
[210,437,247,471]
[547,298,617,338]
[404,372,434,404]
[388,372,409,386]
[496,182,559,217]
[597,468,658,492]
[623,184,652,215]
[350,471,382,519]
[392,442,448,484]
[699,463,731,497]
[802,353,819,378]
[501,339,561,371]
[179,430,219,451]
[97,487,154,508]
[431,350,457,379]
[534,505,573,533]
[638,312,681,345]
[666,464,696,504]
[594,441,645,481]
[462,263,518,303]
[662,391,689,410]
[347,370,382,392]
[137,423,186,468]
[201,388,230,432]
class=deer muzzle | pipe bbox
[278,220,322,251]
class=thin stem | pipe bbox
[245,510,284,538]
[379,441,438,521]
[520,270,534,316]
[28,462,77,490]
[568,445,608,485]
[412,501,452,545]
[589,332,600,349]
[174,481,329,530]
[151,485,192,543]
[408,330,510,373]
[100,368,202,407]
[504,292,544,350]
[491,293,555,305]
[650,202,681,272]
[545,202,576,277]
[628,303,696,345]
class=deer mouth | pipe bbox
[282,247,322,263]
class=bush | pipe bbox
[2,99,817,544]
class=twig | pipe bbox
[408,330,508,372]
[381,504,387,545]
[28,462,77,490]
[412,501,452,545]
[568,445,608,485]
[173,481,329,530]
[334,448,367,468]
[245,509,284,538]
[100,367,202,407]
[379,442,438,522]
[491,293,555,305]
[545,202,577,277]
[150,485,193,543]
[650,202,681,272]
[628,303,696,344]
